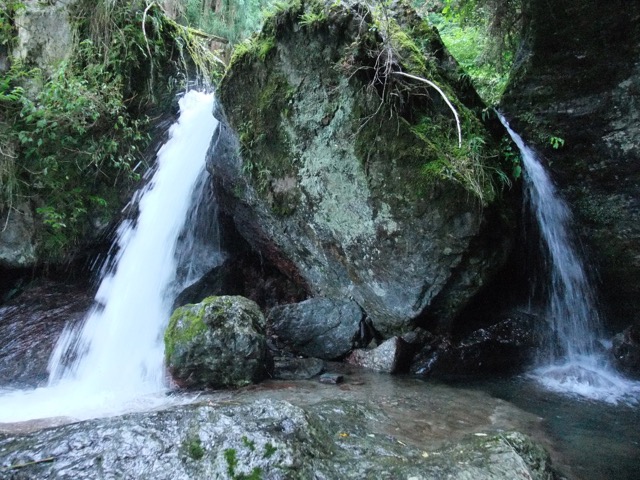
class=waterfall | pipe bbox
[499,114,640,404]
[0,90,221,422]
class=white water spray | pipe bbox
[499,114,640,404]
[0,90,220,422]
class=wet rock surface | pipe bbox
[268,298,362,360]
[410,313,542,376]
[165,296,268,388]
[272,357,325,380]
[611,325,640,378]
[0,369,560,480]
[211,0,516,337]
[347,336,414,373]
[0,281,92,388]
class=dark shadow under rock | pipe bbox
[173,212,307,312]
[411,312,542,376]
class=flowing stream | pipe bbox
[0,90,220,422]
[499,114,640,404]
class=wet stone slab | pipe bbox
[0,365,562,480]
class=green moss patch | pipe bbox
[164,302,208,362]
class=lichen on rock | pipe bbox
[210,0,516,336]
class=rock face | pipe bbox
[0,204,37,269]
[268,298,362,359]
[272,356,325,380]
[0,399,559,479]
[211,0,516,337]
[501,0,640,329]
[13,0,78,74]
[165,296,268,388]
[0,281,92,388]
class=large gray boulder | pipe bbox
[268,298,362,360]
[211,0,515,337]
[164,296,268,388]
[0,399,560,479]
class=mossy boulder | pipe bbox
[164,295,268,388]
[211,0,516,336]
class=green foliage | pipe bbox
[263,443,277,459]
[440,0,522,59]
[549,135,565,149]
[185,437,205,460]
[173,0,266,44]
[0,0,24,47]
[223,447,263,480]
[412,114,507,203]
[427,11,511,104]
[500,136,521,179]
[298,6,328,29]
[229,35,275,64]
[410,0,522,105]
[164,303,208,362]
[241,436,256,452]
[0,0,220,260]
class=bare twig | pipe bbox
[142,2,156,94]
[391,71,463,148]
[3,457,55,471]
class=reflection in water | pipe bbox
[441,374,640,480]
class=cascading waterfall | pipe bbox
[0,90,221,422]
[499,113,640,404]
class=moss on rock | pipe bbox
[212,0,517,335]
[165,295,268,389]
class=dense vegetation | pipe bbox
[416,0,521,104]
[0,0,220,260]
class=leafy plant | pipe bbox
[0,0,24,47]
[299,10,327,28]
[185,437,205,460]
[500,136,521,179]
[224,447,263,480]
[549,135,565,149]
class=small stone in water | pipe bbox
[319,373,344,384]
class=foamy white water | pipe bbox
[499,113,640,404]
[0,91,219,422]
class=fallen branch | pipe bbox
[3,457,55,471]
[391,71,462,148]
[188,28,229,44]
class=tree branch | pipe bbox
[391,71,463,148]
